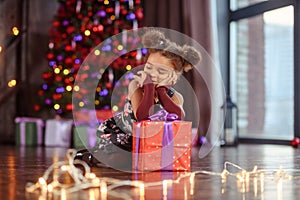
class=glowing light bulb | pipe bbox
[8,79,17,87]
[12,27,19,36]
[92,177,100,184]
[54,68,60,74]
[117,45,123,51]
[63,69,70,75]
[11,79,17,86]
[112,106,118,112]
[61,165,68,171]
[54,104,60,110]
[87,173,96,179]
[110,15,116,20]
[79,102,84,107]
[66,85,72,91]
[47,184,53,192]
[97,25,104,32]
[94,50,100,56]
[0,46,2,53]
[84,30,91,36]
[104,0,109,5]
[95,100,100,105]
[38,177,46,185]
[74,85,80,91]
[126,65,132,70]
[66,85,72,92]
[49,42,54,49]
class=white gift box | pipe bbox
[45,119,73,147]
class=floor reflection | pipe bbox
[7,150,16,200]
[1,145,300,199]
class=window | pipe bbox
[229,0,296,141]
[231,0,268,10]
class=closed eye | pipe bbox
[145,63,152,70]
[158,69,168,74]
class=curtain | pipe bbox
[144,0,213,138]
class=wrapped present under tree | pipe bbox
[15,117,44,146]
[133,120,192,171]
[44,119,73,147]
[73,109,113,149]
[73,125,97,149]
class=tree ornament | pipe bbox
[291,137,300,148]
[52,20,60,27]
[33,104,40,111]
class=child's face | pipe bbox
[144,52,175,84]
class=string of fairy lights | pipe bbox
[1,26,20,88]
[25,149,300,199]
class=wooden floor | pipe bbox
[1,144,300,199]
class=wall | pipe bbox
[0,0,58,143]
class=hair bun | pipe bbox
[182,45,202,66]
[142,30,169,49]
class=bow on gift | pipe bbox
[134,110,179,171]
[147,109,178,122]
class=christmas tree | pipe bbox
[35,0,145,117]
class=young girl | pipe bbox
[75,30,201,167]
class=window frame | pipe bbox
[224,0,299,143]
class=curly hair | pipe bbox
[142,30,202,73]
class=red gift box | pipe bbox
[132,121,192,171]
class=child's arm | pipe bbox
[156,86,185,120]
[128,73,155,121]
[128,80,142,118]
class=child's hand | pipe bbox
[133,71,148,87]
[156,71,178,87]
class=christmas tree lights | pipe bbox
[36,0,145,116]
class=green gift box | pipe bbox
[73,125,97,149]
[15,117,44,146]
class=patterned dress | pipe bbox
[95,88,175,154]
[95,99,136,153]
